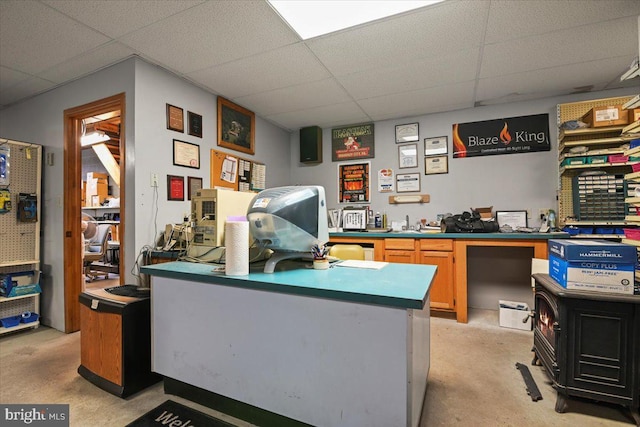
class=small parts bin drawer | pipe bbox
[419,239,453,251]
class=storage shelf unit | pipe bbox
[557,96,636,236]
[0,139,42,335]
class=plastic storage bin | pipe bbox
[0,315,22,328]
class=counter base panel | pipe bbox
[152,276,429,427]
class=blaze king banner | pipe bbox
[452,114,550,158]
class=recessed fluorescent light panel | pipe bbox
[269,0,443,40]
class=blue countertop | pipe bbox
[141,260,436,309]
[330,231,568,239]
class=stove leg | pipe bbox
[531,349,540,366]
[554,393,568,413]
[630,407,640,426]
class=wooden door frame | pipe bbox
[63,93,126,333]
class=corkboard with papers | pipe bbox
[210,149,266,192]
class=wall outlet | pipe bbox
[151,173,159,187]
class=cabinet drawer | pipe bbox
[384,238,415,250]
[419,239,453,251]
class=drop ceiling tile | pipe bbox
[39,42,137,84]
[0,76,56,107]
[476,56,636,104]
[0,66,31,92]
[358,81,476,120]
[42,0,205,38]
[306,0,489,76]
[0,1,110,74]
[235,79,352,117]
[338,48,480,100]
[480,17,638,78]
[485,0,640,44]
[118,1,299,74]
[266,102,370,131]
[187,44,330,98]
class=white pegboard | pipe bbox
[0,295,37,319]
[0,139,42,264]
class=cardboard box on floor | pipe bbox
[499,300,532,331]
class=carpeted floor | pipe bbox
[0,309,635,426]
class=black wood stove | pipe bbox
[531,273,640,425]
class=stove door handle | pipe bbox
[523,310,535,323]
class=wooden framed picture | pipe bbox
[187,176,203,200]
[188,111,203,138]
[166,104,184,133]
[217,97,255,155]
[173,139,200,169]
[167,175,184,201]
[396,173,420,193]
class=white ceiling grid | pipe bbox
[0,0,638,131]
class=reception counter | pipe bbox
[329,231,567,323]
[141,260,436,427]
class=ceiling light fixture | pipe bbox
[80,131,110,146]
[269,0,443,40]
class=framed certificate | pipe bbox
[396,173,420,192]
[173,139,200,169]
[395,122,419,143]
[496,210,528,229]
[425,155,448,175]
[424,136,448,156]
[398,143,418,169]
[188,111,203,138]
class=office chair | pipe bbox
[84,223,111,281]
[329,244,365,261]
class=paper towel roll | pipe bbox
[225,218,249,276]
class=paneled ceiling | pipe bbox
[1,0,639,132]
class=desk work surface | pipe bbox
[331,231,568,239]
[141,260,435,309]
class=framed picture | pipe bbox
[173,139,200,169]
[425,155,448,175]
[167,175,184,201]
[396,173,420,192]
[398,144,418,169]
[424,136,448,156]
[395,122,419,143]
[217,97,255,155]
[188,111,203,138]
[338,162,370,203]
[166,104,184,133]
[496,210,528,229]
[187,176,203,200]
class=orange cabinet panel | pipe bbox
[419,239,453,251]
[385,250,416,264]
[419,250,455,311]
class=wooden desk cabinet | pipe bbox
[419,239,455,311]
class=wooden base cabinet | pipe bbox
[419,251,454,310]
[384,238,417,263]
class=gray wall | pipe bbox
[0,57,291,332]
[289,87,635,229]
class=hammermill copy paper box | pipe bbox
[548,239,636,295]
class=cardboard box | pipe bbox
[629,108,640,123]
[87,172,108,181]
[472,206,493,219]
[581,105,629,128]
[85,178,108,206]
[499,300,531,331]
[548,239,637,263]
[549,255,635,295]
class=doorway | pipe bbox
[63,93,126,333]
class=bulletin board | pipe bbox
[210,149,266,192]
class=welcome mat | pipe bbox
[126,400,238,427]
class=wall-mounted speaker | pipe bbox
[300,126,322,164]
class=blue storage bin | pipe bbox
[579,227,594,234]
[562,226,580,236]
[0,315,22,328]
[595,227,614,234]
[20,312,39,323]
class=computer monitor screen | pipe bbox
[247,185,328,272]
